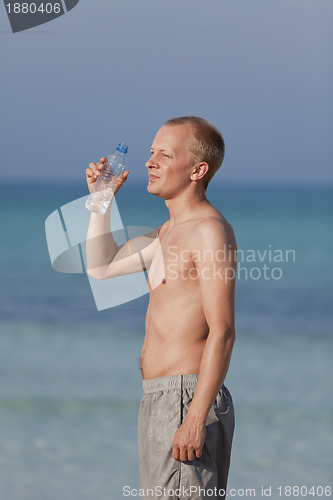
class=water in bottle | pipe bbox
[85,143,128,214]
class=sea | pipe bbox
[0,181,332,500]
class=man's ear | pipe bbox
[190,162,209,181]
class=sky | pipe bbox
[1,0,332,186]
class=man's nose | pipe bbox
[146,156,157,169]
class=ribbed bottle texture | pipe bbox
[85,143,128,214]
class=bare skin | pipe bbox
[85,123,237,463]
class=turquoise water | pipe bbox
[0,182,332,499]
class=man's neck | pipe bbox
[164,186,209,225]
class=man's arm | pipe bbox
[86,202,162,279]
[172,217,237,462]
[85,158,162,280]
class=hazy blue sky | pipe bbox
[1,0,332,186]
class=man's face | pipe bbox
[146,124,195,199]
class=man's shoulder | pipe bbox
[194,212,235,236]
[157,220,170,236]
[192,214,236,249]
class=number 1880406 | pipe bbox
[6,3,62,14]
[277,485,332,497]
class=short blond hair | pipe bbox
[164,116,225,189]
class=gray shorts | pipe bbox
[138,374,235,500]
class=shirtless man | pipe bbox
[85,117,237,499]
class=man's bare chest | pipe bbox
[148,229,198,288]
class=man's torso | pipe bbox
[140,204,230,379]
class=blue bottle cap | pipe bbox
[117,143,129,153]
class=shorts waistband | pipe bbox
[142,374,199,394]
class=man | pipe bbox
[85,116,237,499]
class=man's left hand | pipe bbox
[172,416,206,462]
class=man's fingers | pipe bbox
[86,166,96,179]
[87,161,105,179]
[120,171,129,182]
[87,162,96,173]
[173,443,189,462]
[87,162,100,177]
[86,158,107,193]
[172,445,180,461]
[86,161,128,196]
[114,171,129,195]
[177,444,201,461]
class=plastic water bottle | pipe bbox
[85,143,128,214]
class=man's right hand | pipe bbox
[86,156,129,194]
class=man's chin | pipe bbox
[147,183,162,198]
